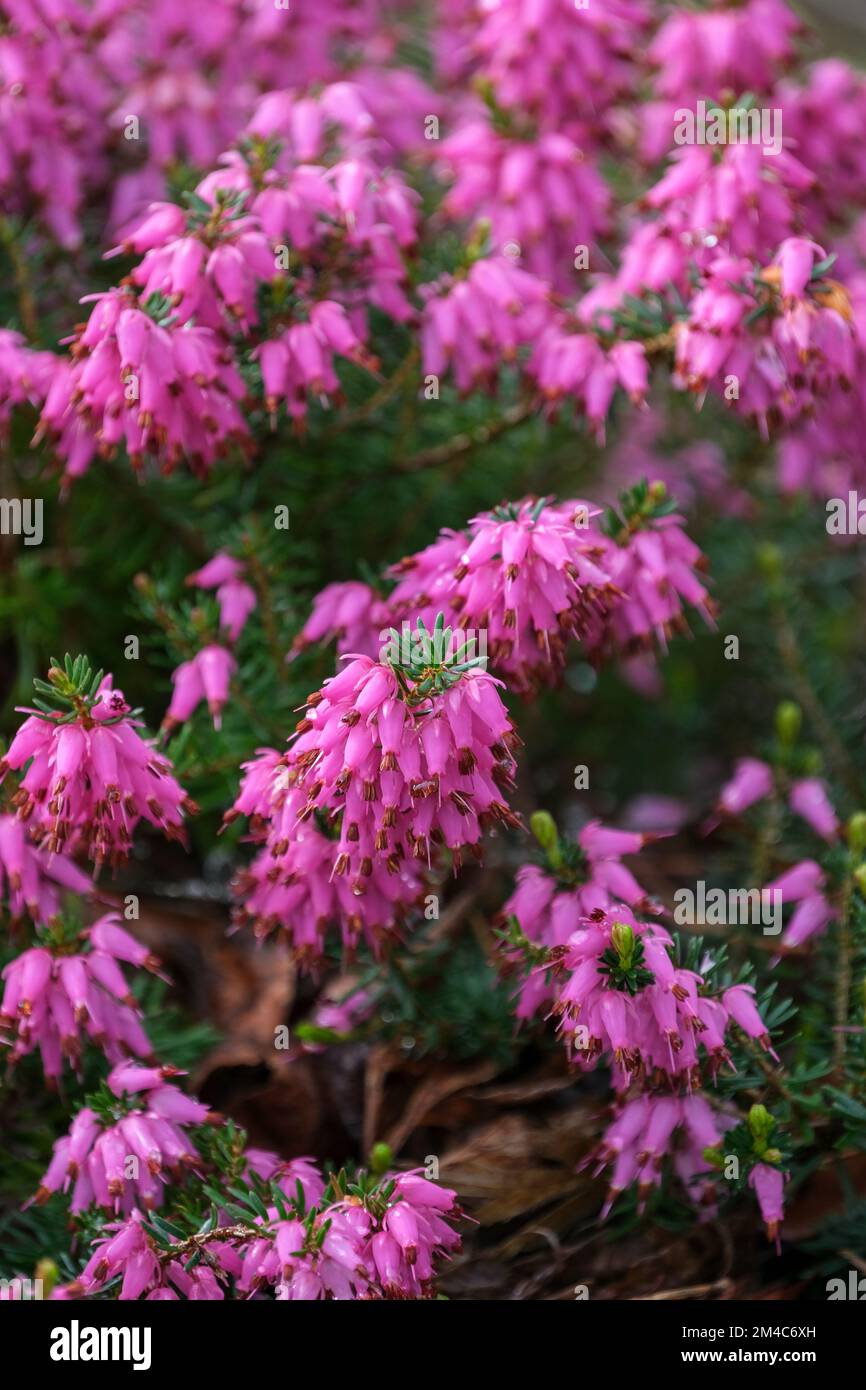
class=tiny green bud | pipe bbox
[35,1258,59,1296]
[530,810,558,851]
[757,543,783,580]
[648,480,667,504]
[369,1142,393,1176]
[847,812,866,856]
[801,747,821,775]
[774,700,801,747]
[748,1103,774,1143]
[530,810,562,869]
[853,866,866,898]
[763,1148,783,1165]
[611,921,635,969]
[702,1146,725,1169]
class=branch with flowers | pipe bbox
[2,0,866,1305]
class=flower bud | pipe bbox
[530,810,560,866]
[369,1142,393,1175]
[757,543,782,581]
[775,700,801,747]
[611,921,635,969]
[847,812,866,856]
[748,1103,774,1145]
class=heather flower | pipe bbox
[389,498,616,696]
[290,581,391,662]
[438,123,610,290]
[35,286,249,480]
[789,777,839,841]
[229,778,426,962]
[186,551,257,643]
[35,1063,212,1214]
[0,658,196,868]
[722,985,780,1060]
[777,61,866,228]
[280,615,521,875]
[459,0,648,138]
[718,758,774,817]
[164,646,236,733]
[246,154,418,337]
[749,1161,787,1249]
[673,245,856,436]
[72,1164,463,1300]
[244,1152,327,1211]
[499,810,659,1019]
[544,905,774,1083]
[245,76,436,165]
[228,616,520,955]
[591,1092,734,1218]
[298,985,375,1050]
[0,331,57,439]
[0,814,91,927]
[419,256,550,393]
[117,194,274,335]
[528,319,650,440]
[648,0,801,106]
[583,482,715,659]
[256,302,373,429]
[0,913,163,1082]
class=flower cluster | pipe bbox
[228,768,426,961]
[498,811,659,1020]
[70,1166,462,1300]
[0,659,195,869]
[0,813,90,927]
[718,754,839,954]
[590,1092,733,1218]
[543,906,775,1082]
[290,581,390,662]
[36,1063,213,1214]
[0,915,162,1082]
[36,287,249,480]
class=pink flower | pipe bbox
[499,817,658,1018]
[0,813,91,925]
[229,775,426,964]
[185,552,257,643]
[35,287,249,480]
[438,124,610,291]
[290,581,390,662]
[174,644,230,727]
[764,859,825,902]
[186,553,243,589]
[36,1062,211,1214]
[389,498,616,696]
[72,1163,462,1301]
[592,1092,734,1218]
[420,257,550,392]
[778,893,834,954]
[1,664,196,868]
[789,778,839,841]
[722,985,779,1060]
[281,625,521,875]
[0,913,163,1082]
[718,759,774,816]
[583,486,715,658]
[749,1162,787,1248]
